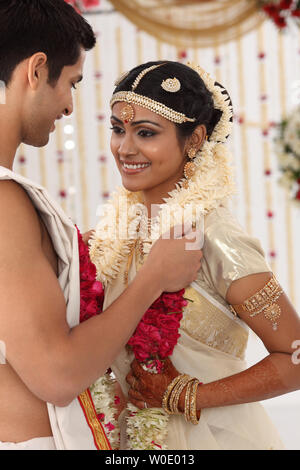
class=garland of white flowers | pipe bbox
[89,65,236,449]
[90,374,120,450]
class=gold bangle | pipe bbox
[162,375,187,415]
[169,375,193,414]
[184,379,194,423]
[189,379,201,425]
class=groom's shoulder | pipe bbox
[0,180,41,249]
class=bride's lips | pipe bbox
[120,161,151,175]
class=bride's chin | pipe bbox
[122,182,144,192]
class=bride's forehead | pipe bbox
[112,102,171,126]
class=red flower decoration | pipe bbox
[76,226,104,323]
[279,0,293,9]
[64,0,100,14]
[261,0,300,29]
[128,289,187,372]
[59,190,67,198]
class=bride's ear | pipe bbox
[184,124,207,156]
[191,124,207,148]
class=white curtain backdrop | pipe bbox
[14,0,300,449]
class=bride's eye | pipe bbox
[110,126,124,134]
[138,129,156,138]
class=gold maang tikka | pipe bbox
[118,65,164,123]
[120,103,135,123]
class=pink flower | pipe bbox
[105,422,115,432]
[82,0,100,7]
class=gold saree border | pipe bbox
[78,389,112,450]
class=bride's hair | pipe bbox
[114,60,232,141]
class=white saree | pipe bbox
[0,166,110,450]
[102,205,284,450]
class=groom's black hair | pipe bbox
[0,0,96,87]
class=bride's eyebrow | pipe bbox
[132,120,163,128]
[110,115,163,128]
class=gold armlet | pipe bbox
[229,274,283,331]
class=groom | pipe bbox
[0,0,202,450]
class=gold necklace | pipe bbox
[123,218,153,285]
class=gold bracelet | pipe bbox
[169,375,193,414]
[162,375,187,415]
[189,379,201,425]
[184,379,194,423]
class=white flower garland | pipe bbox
[89,373,120,450]
[126,404,169,450]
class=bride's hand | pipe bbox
[126,358,180,409]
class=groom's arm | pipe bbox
[0,181,201,407]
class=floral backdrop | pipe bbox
[14,0,300,448]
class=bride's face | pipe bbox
[110,103,186,196]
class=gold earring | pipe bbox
[184,160,196,180]
[187,147,197,160]
[183,147,198,187]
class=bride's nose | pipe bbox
[118,132,138,159]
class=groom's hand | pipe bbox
[82,229,95,246]
[143,224,203,293]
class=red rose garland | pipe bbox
[76,226,104,322]
[127,291,187,373]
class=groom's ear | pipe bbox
[27,53,48,91]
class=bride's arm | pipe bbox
[188,273,300,409]
[127,272,300,414]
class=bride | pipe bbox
[89,60,300,450]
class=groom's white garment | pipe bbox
[0,166,108,450]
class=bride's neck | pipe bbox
[141,180,182,219]
[141,192,168,219]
